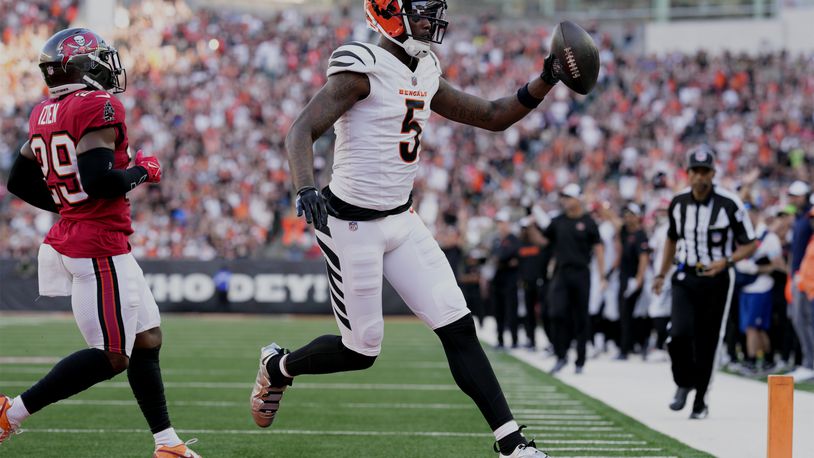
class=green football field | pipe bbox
[0,314,708,457]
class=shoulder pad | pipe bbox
[73,91,126,137]
[327,42,377,77]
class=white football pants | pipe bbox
[315,210,470,357]
[38,243,161,356]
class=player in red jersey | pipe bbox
[1,28,200,458]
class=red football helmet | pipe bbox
[38,28,126,98]
[365,0,448,58]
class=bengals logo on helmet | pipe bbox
[365,0,407,38]
[365,0,448,59]
[56,32,98,69]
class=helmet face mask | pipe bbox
[366,0,448,59]
[39,28,127,98]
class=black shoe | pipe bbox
[549,359,567,375]
[689,403,708,419]
[669,387,691,411]
[575,365,584,375]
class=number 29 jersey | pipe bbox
[28,90,134,258]
[326,42,442,211]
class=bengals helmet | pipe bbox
[38,28,126,98]
[365,0,448,59]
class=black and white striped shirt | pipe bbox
[667,186,755,267]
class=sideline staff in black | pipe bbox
[543,184,605,374]
[653,145,756,419]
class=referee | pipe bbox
[653,145,757,419]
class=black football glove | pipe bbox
[540,54,562,86]
[296,186,330,230]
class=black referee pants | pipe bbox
[668,269,733,403]
[549,266,591,367]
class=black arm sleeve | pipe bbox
[77,148,148,199]
[7,152,59,213]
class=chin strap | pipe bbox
[401,37,430,58]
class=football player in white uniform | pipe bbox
[251,2,564,456]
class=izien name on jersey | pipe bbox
[38,103,60,125]
[398,89,428,97]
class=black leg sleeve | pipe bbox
[281,335,376,379]
[21,348,118,414]
[127,347,171,434]
[435,314,513,431]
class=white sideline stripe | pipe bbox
[0,362,452,373]
[545,448,662,452]
[512,400,583,406]
[514,409,592,414]
[343,402,470,410]
[522,427,622,432]
[559,456,677,458]
[503,386,558,392]
[51,400,603,419]
[521,420,615,426]
[0,357,60,364]
[519,414,603,419]
[20,428,648,445]
[53,400,482,411]
[22,428,491,438]
[507,394,571,400]
[0,381,463,391]
[544,440,646,445]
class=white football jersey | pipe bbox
[325,41,442,211]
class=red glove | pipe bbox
[135,150,162,183]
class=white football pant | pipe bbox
[38,243,161,356]
[315,210,470,357]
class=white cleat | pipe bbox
[0,395,20,444]
[250,343,289,427]
[500,441,551,457]
[153,438,202,457]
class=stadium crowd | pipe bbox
[2,0,814,379]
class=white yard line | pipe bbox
[19,427,643,445]
[0,357,60,364]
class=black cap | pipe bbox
[687,145,716,170]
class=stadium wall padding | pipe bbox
[0,258,410,314]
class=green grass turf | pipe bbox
[0,314,709,457]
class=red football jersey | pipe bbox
[28,89,134,258]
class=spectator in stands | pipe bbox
[518,218,545,350]
[2,0,814,281]
[617,203,650,360]
[735,203,783,374]
[491,212,522,349]
[648,199,673,353]
[788,182,814,381]
[460,249,486,326]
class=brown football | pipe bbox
[550,21,600,95]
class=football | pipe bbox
[550,21,600,95]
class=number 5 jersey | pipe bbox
[326,42,442,211]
